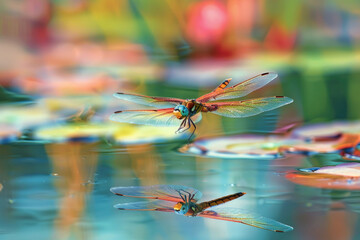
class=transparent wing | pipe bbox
[110,108,179,126]
[198,207,293,232]
[205,96,293,118]
[196,72,278,102]
[110,185,203,203]
[110,108,202,127]
[114,92,184,108]
[114,200,175,212]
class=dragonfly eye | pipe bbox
[174,202,186,215]
[174,105,189,117]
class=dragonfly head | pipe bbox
[173,105,189,119]
[173,202,189,215]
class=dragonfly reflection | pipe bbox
[110,72,293,140]
[110,185,293,232]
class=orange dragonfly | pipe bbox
[110,185,293,232]
[110,72,293,139]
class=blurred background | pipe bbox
[1,1,360,240]
[1,0,360,123]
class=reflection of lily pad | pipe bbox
[0,104,56,130]
[307,163,360,177]
[34,122,184,144]
[285,163,360,190]
[34,123,120,142]
[282,133,360,156]
[292,121,360,139]
[181,134,298,159]
[280,134,360,155]
[113,125,185,144]
[181,133,357,159]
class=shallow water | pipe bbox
[1,139,360,240]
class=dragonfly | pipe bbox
[110,72,293,140]
[110,184,293,232]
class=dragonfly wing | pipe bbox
[196,72,278,102]
[114,200,175,212]
[198,207,293,232]
[110,185,203,203]
[110,108,181,126]
[192,112,202,123]
[205,96,293,118]
[114,92,184,108]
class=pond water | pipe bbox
[1,71,360,240]
[1,138,360,240]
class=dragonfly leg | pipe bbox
[187,118,197,141]
[185,117,192,132]
[180,189,193,203]
[178,117,192,134]
[186,192,193,203]
[182,192,188,203]
[176,189,186,202]
[176,118,187,134]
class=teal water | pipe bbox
[1,71,360,240]
[1,140,360,240]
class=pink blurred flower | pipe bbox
[186,1,228,47]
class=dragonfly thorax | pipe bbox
[173,100,205,119]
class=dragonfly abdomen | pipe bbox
[199,192,246,210]
[215,78,232,91]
